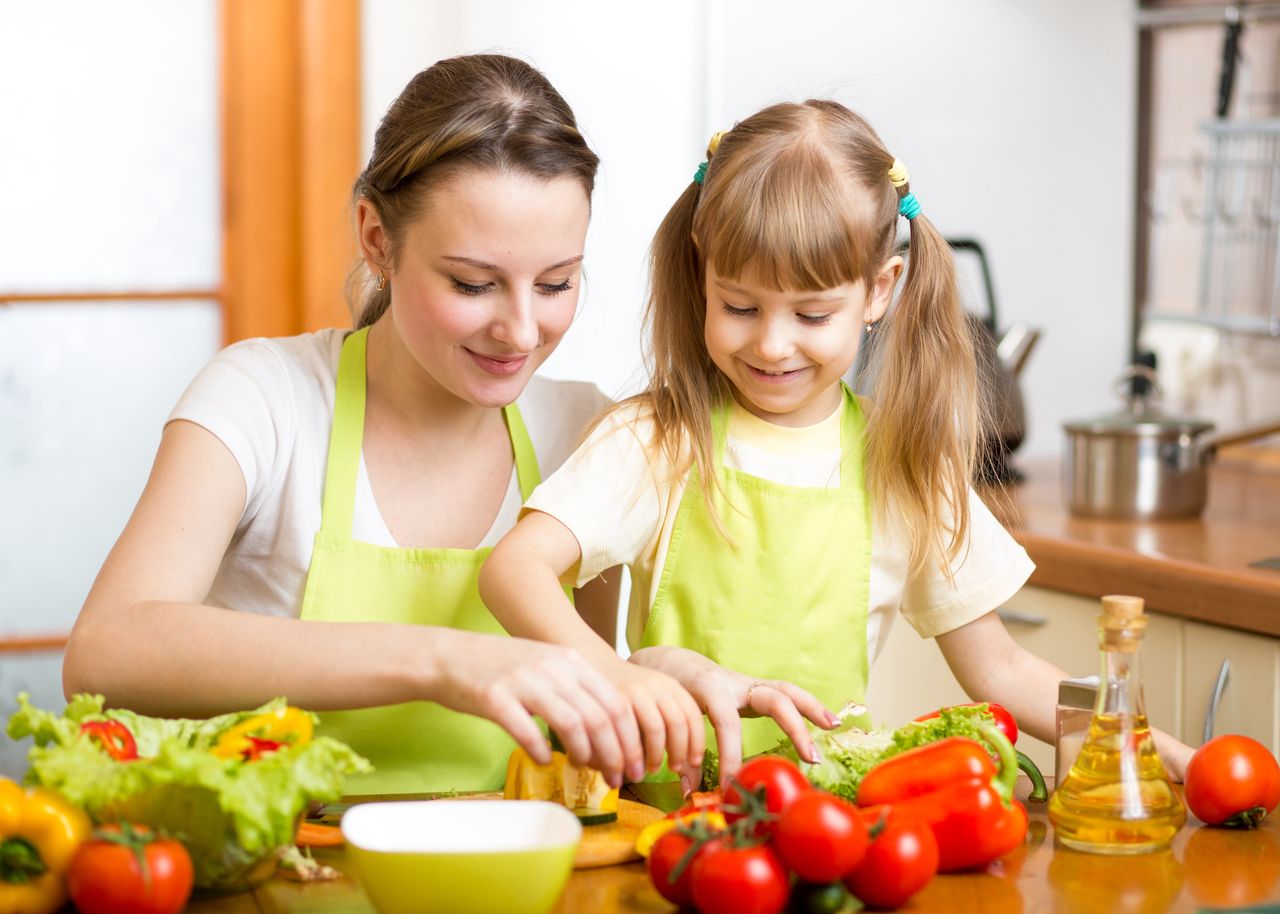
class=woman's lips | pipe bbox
[467,349,529,376]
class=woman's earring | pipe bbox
[374,272,387,292]
[865,321,875,334]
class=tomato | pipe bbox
[723,756,810,834]
[648,827,707,907]
[1185,734,1280,828]
[67,823,193,914]
[774,791,869,883]
[690,842,789,914]
[843,812,938,911]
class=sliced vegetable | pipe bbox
[637,810,727,859]
[79,720,139,761]
[67,823,193,914]
[294,822,344,848]
[503,746,618,813]
[0,778,92,914]
[1185,734,1280,828]
[211,706,313,760]
[571,807,617,826]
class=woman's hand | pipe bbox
[431,631,643,788]
[628,645,838,787]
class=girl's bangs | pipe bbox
[697,151,880,292]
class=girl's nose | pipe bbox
[754,319,795,362]
[491,292,539,353]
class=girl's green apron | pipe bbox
[635,385,872,760]
[300,327,540,794]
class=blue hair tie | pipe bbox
[898,192,921,220]
[694,160,709,185]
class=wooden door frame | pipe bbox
[222,0,362,343]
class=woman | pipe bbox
[62,54,698,793]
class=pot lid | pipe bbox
[1062,366,1215,436]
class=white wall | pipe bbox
[364,0,1138,460]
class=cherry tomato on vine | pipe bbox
[1185,735,1280,828]
[690,841,790,914]
[844,812,938,911]
[723,756,810,834]
[648,827,715,907]
[774,790,869,883]
[67,823,194,914]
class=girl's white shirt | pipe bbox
[168,328,610,618]
[524,397,1035,660]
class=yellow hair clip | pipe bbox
[707,130,727,157]
[888,159,910,188]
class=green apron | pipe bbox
[300,327,542,794]
[635,384,872,759]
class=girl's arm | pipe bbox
[64,420,637,778]
[935,611,1194,780]
[480,511,703,785]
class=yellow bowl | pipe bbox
[342,800,582,914]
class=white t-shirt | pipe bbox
[525,396,1035,662]
[168,328,610,618]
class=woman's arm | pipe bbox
[64,421,637,777]
[936,611,1194,780]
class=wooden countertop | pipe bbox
[988,451,1280,637]
[190,788,1280,914]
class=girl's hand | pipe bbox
[600,661,707,790]
[433,632,642,788]
[628,645,838,787]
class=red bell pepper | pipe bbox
[912,703,1048,803]
[856,723,1028,872]
[79,720,138,761]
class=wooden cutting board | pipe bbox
[315,791,664,869]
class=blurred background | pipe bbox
[4,0,1279,774]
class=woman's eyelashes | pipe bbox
[449,277,575,296]
[720,302,832,325]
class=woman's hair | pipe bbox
[620,99,978,578]
[348,54,599,328]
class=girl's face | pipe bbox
[363,169,590,409]
[704,259,900,427]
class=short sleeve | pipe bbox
[523,408,665,587]
[166,339,295,521]
[898,488,1035,638]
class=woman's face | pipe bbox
[377,169,590,409]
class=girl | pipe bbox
[62,54,692,794]
[481,99,1194,786]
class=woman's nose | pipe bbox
[491,292,539,352]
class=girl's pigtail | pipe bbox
[866,205,979,580]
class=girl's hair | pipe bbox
[622,99,978,578]
[348,54,599,328]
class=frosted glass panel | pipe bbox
[0,2,219,293]
[0,653,64,778]
[0,301,222,638]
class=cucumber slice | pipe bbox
[572,806,618,826]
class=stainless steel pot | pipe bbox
[1062,367,1280,519]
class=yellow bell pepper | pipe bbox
[212,706,314,760]
[503,747,619,812]
[0,778,91,914]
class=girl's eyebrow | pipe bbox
[715,279,843,305]
[443,255,584,271]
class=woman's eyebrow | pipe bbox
[443,255,584,271]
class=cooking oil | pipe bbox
[1048,595,1186,854]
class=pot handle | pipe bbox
[1112,365,1161,408]
[1198,417,1280,454]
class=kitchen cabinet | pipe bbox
[868,585,1184,774]
[1182,620,1280,756]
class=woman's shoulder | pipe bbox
[214,328,345,386]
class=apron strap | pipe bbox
[502,402,541,501]
[320,328,544,536]
[319,328,369,536]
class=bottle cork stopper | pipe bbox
[1101,595,1145,621]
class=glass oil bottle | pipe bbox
[1048,594,1185,854]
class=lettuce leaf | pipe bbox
[6,693,371,889]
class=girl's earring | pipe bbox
[374,272,387,292]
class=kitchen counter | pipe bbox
[190,786,1280,914]
[989,452,1280,637]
